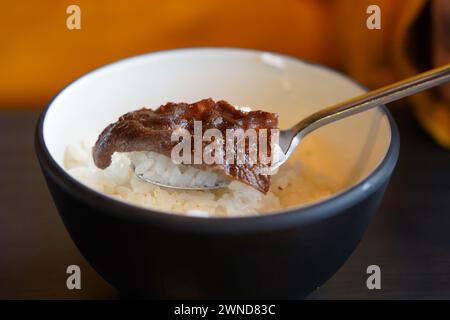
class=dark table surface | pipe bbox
[0,107,449,300]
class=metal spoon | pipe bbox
[137,63,450,190]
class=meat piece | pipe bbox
[92,98,279,193]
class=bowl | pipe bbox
[35,48,399,299]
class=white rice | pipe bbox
[64,135,339,217]
[130,151,229,189]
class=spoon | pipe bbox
[137,63,450,190]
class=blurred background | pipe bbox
[1,0,449,146]
[0,0,449,299]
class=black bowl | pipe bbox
[35,48,399,299]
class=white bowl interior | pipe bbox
[44,48,391,202]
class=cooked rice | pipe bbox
[64,135,339,217]
[130,151,230,188]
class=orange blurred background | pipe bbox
[0,0,448,146]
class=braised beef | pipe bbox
[92,98,278,193]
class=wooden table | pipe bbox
[0,108,449,299]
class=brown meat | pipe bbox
[92,98,278,193]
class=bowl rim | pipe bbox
[35,47,400,234]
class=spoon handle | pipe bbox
[291,63,450,138]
